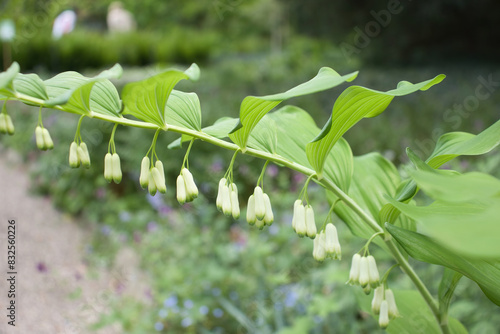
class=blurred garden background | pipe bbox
[0,0,499,333]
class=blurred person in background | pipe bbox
[107,1,136,33]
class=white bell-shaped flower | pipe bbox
[378,300,389,329]
[253,186,266,220]
[230,183,240,219]
[313,232,326,262]
[358,256,370,288]
[367,255,380,287]
[104,153,113,182]
[111,153,122,183]
[305,205,317,238]
[371,286,384,315]
[139,156,150,188]
[347,253,361,285]
[216,177,227,212]
[385,289,400,319]
[246,194,256,225]
[263,193,274,225]
[69,141,79,168]
[176,174,187,204]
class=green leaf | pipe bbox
[203,117,240,139]
[122,63,200,127]
[427,119,500,168]
[13,73,48,100]
[89,80,122,117]
[438,268,463,321]
[356,289,467,334]
[330,152,413,245]
[164,90,202,131]
[306,74,445,178]
[268,106,353,192]
[387,196,500,257]
[228,67,358,149]
[386,223,500,306]
[167,117,238,149]
[410,170,500,203]
[44,64,123,114]
[0,62,20,98]
[387,167,500,258]
[247,115,278,154]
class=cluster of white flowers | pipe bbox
[246,186,273,229]
[292,200,316,238]
[313,223,341,261]
[347,254,380,293]
[139,156,167,195]
[176,168,199,204]
[216,178,240,219]
[0,114,15,135]
[69,141,90,168]
[372,287,400,328]
[104,153,122,184]
[34,126,54,151]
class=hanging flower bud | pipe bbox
[253,186,266,220]
[216,178,226,212]
[152,166,167,193]
[0,114,6,134]
[35,126,45,150]
[292,200,302,231]
[5,115,14,135]
[111,153,122,183]
[371,286,384,315]
[139,156,150,188]
[181,168,198,200]
[78,142,91,168]
[230,183,240,219]
[176,174,187,204]
[263,193,274,226]
[385,289,400,319]
[367,255,380,287]
[313,232,326,262]
[69,141,79,167]
[325,223,341,260]
[305,205,317,239]
[221,184,232,216]
[246,195,256,225]
[324,223,338,254]
[378,300,390,329]
[148,171,157,196]
[359,256,370,288]
[104,153,113,182]
[42,128,54,150]
[347,253,361,285]
[155,160,166,188]
[255,219,265,230]
[294,203,306,237]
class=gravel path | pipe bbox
[0,149,147,334]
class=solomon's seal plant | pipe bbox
[1,61,500,333]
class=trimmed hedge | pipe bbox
[3,28,220,72]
